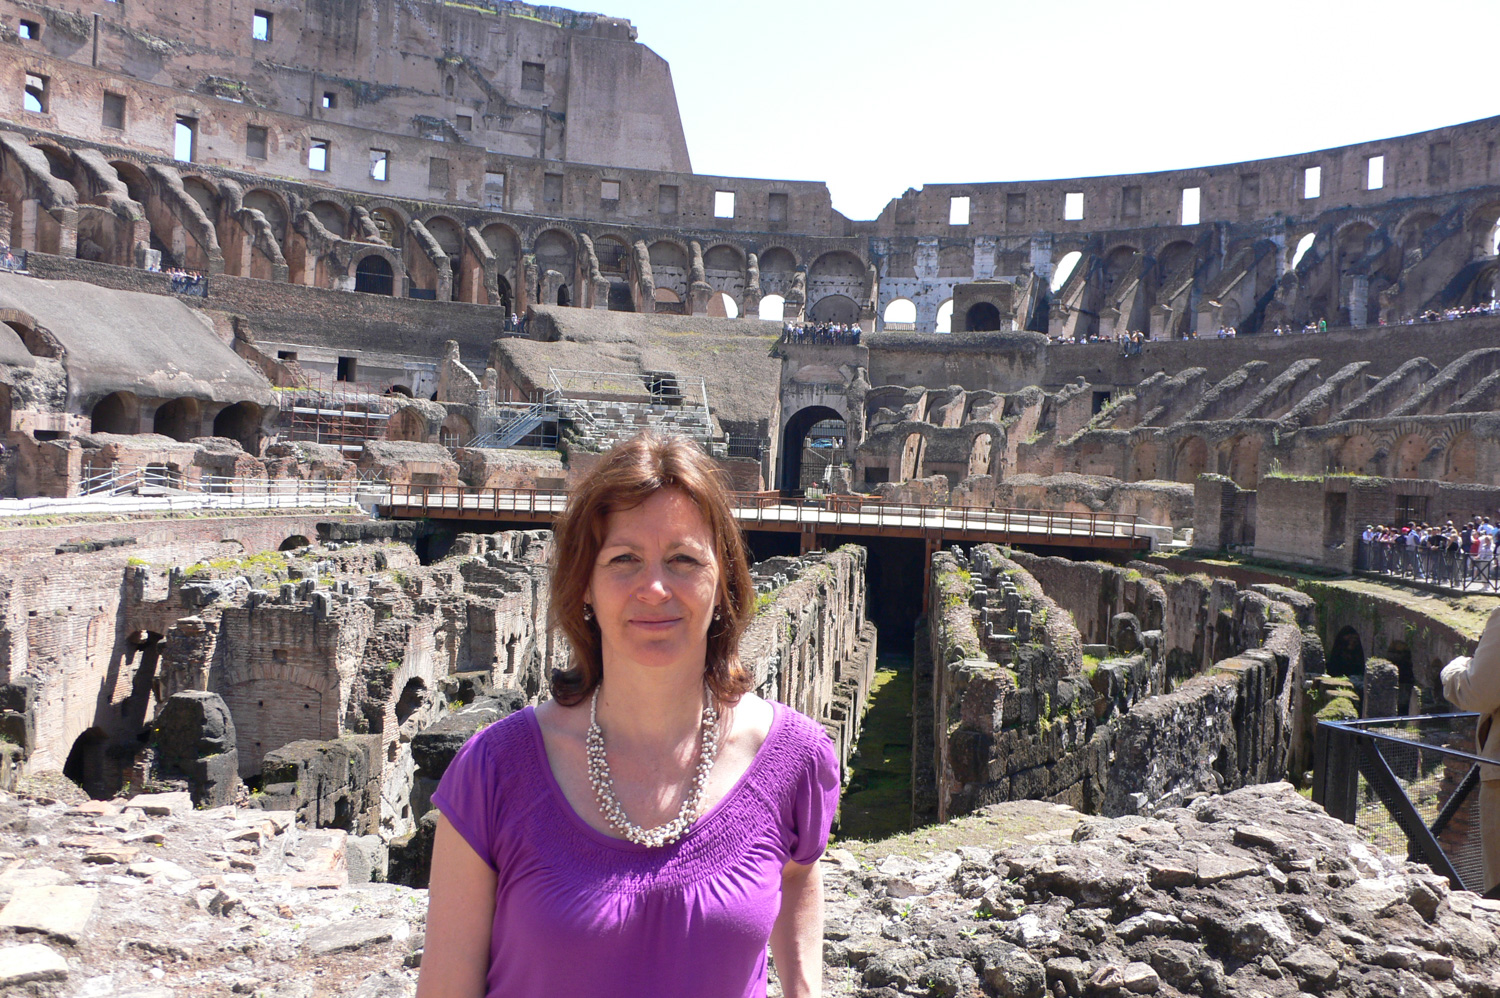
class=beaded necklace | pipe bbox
[585,685,720,848]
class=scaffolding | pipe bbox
[278,373,403,455]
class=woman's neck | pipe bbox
[593,667,711,749]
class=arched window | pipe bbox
[935,300,954,334]
[707,292,739,318]
[882,299,916,329]
[758,294,785,321]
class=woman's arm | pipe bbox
[769,858,824,998]
[416,815,498,998]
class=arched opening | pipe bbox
[90,392,136,435]
[370,207,405,247]
[386,407,427,442]
[279,534,310,551]
[309,200,347,238]
[63,727,110,799]
[212,401,263,453]
[759,294,786,321]
[354,255,394,295]
[557,284,572,307]
[1228,436,1262,488]
[181,176,218,217]
[243,189,288,245]
[758,248,798,297]
[706,291,739,318]
[935,299,954,334]
[4,319,58,358]
[883,298,916,330]
[807,251,867,306]
[965,302,1001,332]
[494,275,514,315]
[1327,625,1365,677]
[1394,434,1431,478]
[1445,432,1478,482]
[1174,437,1209,483]
[395,677,427,727]
[780,404,845,494]
[809,294,857,324]
[152,397,200,442]
[439,413,473,449]
[1051,251,1082,292]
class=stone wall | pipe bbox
[0,511,364,786]
[739,545,877,771]
[926,545,1311,821]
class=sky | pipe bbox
[619,0,1500,221]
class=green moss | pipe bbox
[1315,697,1359,722]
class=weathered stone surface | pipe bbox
[303,917,407,956]
[0,884,97,943]
[0,942,69,985]
[124,791,194,816]
[153,691,240,808]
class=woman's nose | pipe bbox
[634,560,672,600]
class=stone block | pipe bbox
[0,942,68,985]
[0,885,98,943]
[153,691,239,808]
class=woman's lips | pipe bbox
[628,617,682,631]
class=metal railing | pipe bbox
[1314,714,1498,898]
[467,390,560,450]
[0,248,28,274]
[1358,540,1500,592]
[75,464,377,503]
[380,485,1152,541]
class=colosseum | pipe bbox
[0,1,1498,993]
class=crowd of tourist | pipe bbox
[1269,320,1329,335]
[1406,301,1500,323]
[1361,517,1500,590]
[780,320,862,345]
[144,261,209,297]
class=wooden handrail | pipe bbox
[379,485,1153,541]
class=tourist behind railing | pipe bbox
[780,320,861,346]
[1360,517,1500,589]
[0,245,27,274]
[165,267,208,298]
[1440,606,1500,892]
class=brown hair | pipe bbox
[547,431,755,707]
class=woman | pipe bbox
[418,432,840,998]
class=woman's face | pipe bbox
[587,488,722,679]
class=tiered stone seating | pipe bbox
[561,397,726,457]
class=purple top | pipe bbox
[431,699,841,998]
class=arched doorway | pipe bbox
[63,726,109,799]
[395,677,427,727]
[935,300,954,333]
[759,294,786,321]
[1327,625,1365,677]
[355,255,394,295]
[965,302,1001,331]
[153,397,200,441]
[212,401,263,453]
[780,405,845,494]
[90,391,136,435]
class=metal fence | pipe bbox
[1314,714,1498,898]
[1358,540,1500,592]
[0,248,28,274]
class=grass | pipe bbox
[837,654,914,842]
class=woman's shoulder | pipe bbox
[755,699,839,785]
[452,704,540,770]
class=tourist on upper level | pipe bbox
[1441,608,1500,892]
[419,431,839,998]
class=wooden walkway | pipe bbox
[379,486,1166,552]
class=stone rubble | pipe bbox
[0,782,1495,997]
